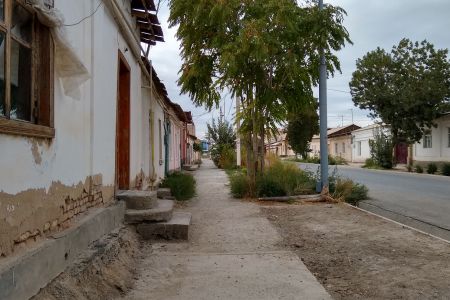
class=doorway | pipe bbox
[116,52,131,190]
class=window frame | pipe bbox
[448,127,450,148]
[0,0,54,139]
[423,131,432,149]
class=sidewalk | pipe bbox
[124,159,330,300]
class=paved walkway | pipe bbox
[125,160,330,300]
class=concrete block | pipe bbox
[116,190,157,210]
[0,201,125,300]
[157,188,171,199]
[125,200,174,224]
[137,212,191,240]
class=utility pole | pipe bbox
[318,0,329,191]
[236,96,241,167]
[349,108,354,124]
[338,115,344,127]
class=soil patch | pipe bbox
[33,227,141,300]
[262,203,450,299]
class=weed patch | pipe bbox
[161,172,196,201]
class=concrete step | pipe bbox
[117,190,157,210]
[182,164,199,171]
[157,188,172,199]
[125,200,174,224]
[137,212,191,240]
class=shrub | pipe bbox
[427,163,438,174]
[442,163,450,176]
[415,165,423,173]
[333,179,368,205]
[161,172,196,201]
[406,164,413,172]
[229,173,250,198]
[334,156,348,165]
[369,127,393,169]
[363,158,377,169]
[218,144,236,169]
[256,176,286,197]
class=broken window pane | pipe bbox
[12,1,33,44]
[10,39,32,121]
[0,31,5,116]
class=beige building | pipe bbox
[265,130,295,157]
[310,125,360,162]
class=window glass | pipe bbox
[423,131,432,149]
[11,2,33,43]
[0,31,5,116]
[10,39,32,121]
[0,0,4,22]
[342,142,345,153]
[448,128,450,148]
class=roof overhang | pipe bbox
[131,0,164,46]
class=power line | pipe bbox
[64,0,103,27]
[328,88,351,94]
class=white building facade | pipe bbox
[0,0,184,258]
[413,114,450,164]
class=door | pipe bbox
[395,142,408,164]
[116,52,131,190]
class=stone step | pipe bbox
[157,188,172,199]
[137,212,191,240]
[125,200,174,224]
[116,190,157,210]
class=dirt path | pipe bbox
[262,203,450,300]
[124,160,330,300]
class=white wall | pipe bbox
[0,1,149,194]
[351,128,374,163]
[414,115,450,162]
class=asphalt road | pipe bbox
[299,163,450,234]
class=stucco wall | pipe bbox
[328,135,352,162]
[0,1,150,257]
[413,115,450,162]
[169,117,182,171]
[351,128,374,163]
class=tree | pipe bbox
[206,118,236,148]
[207,118,236,168]
[286,103,319,159]
[193,142,202,153]
[169,0,351,192]
[350,39,450,163]
[369,126,393,169]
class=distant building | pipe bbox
[265,130,295,157]
[201,139,210,153]
[413,113,450,165]
[310,124,361,162]
[351,124,387,163]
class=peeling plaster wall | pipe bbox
[0,1,151,258]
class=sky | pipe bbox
[150,0,450,139]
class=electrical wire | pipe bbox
[64,0,103,27]
[328,88,351,94]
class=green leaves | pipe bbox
[350,39,450,144]
[286,102,319,158]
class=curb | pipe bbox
[345,202,450,245]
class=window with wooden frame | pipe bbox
[0,0,54,138]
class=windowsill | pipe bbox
[0,117,55,139]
